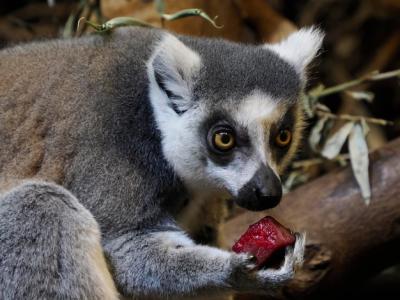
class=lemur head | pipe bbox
[147,27,323,211]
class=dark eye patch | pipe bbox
[200,111,251,166]
[270,105,296,163]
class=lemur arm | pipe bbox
[103,220,305,297]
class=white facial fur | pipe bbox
[147,34,211,191]
[265,26,324,77]
[235,90,278,165]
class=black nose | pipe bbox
[233,165,282,211]
[254,188,282,209]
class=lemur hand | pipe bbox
[229,233,305,295]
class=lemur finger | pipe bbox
[255,244,297,286]
[230,253,257,272]
[293,232,306,268]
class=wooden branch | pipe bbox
[218,137,400,299]
[234,0,297,43]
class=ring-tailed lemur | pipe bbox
[0,26,323,299]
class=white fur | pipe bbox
[206,158,260,196]
[152,231,231,261]
[148,33,202,113]
[147,33,209,191]
[257,232,306,284]
[235,91,277,127]
[265,27,324,75]
[153,231,195,248]
[235,91,278,166]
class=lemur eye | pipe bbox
[275,129,292,147]
[212,129,235,152]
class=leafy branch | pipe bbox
[315,110,394,126]
[291,68,400,204]
[80,16,152,33]
[309,69,400,99]
[303,69,400,118]
[292,154,350,169]
[76,0,222,34]
[160,9,222,28]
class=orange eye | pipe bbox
[275,129,292,147]
[213,131,235,151]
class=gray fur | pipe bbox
[0,27,321,299]
[0,181,119,300]
[182,35,301,104]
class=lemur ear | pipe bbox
[148,33,201,115]
[265,27,324,75]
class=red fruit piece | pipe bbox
[232,216,295,267]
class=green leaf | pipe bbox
[155,0,165,14]
[337,155,349,167]
[315,103,331,112]
[81,16,153,33]
[361,118,370,136]
[346,90,375,103]
[309,116,329,152]
[161,8,223,28]
[321,122,354,159]
[63,13,76,38]
[303,84,325,118]
[301,93,314,118]
[283,172,309,194]
[308,83,325,97]
[349,123,371,204]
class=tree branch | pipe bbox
[219,137,400,299]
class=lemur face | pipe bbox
[196,96,303,211]
[147,28,323,211]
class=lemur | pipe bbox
[0,26,323,299]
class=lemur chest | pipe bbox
[176,192,229,243]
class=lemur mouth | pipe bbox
[232,216,296,268]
